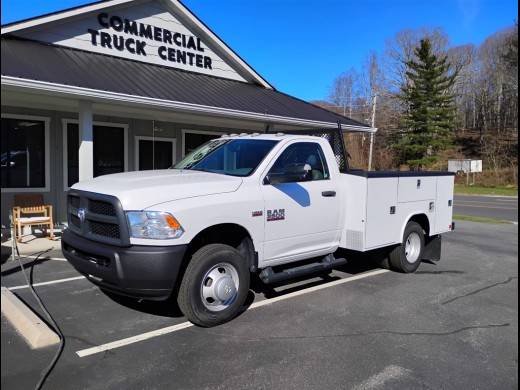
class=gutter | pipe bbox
[1,76,377,132]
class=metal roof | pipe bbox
[1,37,372,130]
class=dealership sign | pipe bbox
[89,12,213,70]
[17,2,246,82]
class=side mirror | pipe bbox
[264,163,312,185]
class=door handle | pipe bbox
[322,191,336,197]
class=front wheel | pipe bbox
[177,244,250,327]
[389,221,425,273]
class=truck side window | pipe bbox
[269,142,329,181]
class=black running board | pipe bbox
[259,254,347,284]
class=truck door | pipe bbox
[260,141,341,264]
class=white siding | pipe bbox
[18,1,247,82]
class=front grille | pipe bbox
[90,221,120,238]
[89,200,116,216]
[70,196,80,208]
[71,214,81,229]
[67,191,129,246]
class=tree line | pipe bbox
[317,23,518,182]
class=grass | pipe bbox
[452,214,511,224]
[454,184,518,197]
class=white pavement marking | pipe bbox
[247,269,389,310]
[77,322,194,357]
[76,268,389,358]
[9,276,86,290]
[23,256,67,261]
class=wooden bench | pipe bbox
[12,194,54,243]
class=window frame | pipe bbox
[1,114,51,193]
[267,141,330,181]
[62,119,128,191]
[134,135,177,170]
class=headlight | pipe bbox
[126,211,184,239]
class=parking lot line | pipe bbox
[248,269,389,310]
[9,276,86,291]
[22,256,67,261]
[77,322,194,357]
[76,269,389,358]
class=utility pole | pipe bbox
[367,94,377,171]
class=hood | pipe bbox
[72,169,243,210]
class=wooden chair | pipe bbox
[12,193,54,243]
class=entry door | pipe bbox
[260,141,341,264]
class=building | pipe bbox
[1,0,373,228]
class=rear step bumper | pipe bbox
[259,254,347,284]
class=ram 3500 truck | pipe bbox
[62,129,455,327]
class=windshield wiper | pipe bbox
[191,168,228,176]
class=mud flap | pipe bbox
[423,234,442,262]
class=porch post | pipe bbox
[78,101,94,181]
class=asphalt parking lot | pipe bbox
[1,220,518,390]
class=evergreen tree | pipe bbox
[399,38,458,169]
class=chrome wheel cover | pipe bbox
[404,232,422,264]
[200,263,239,311]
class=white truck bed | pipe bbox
[340,171,455,252]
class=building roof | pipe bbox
[1,0,274,90]
[1,37,373,131]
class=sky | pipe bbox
[1,0,518,102]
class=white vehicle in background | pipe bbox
[62,128,455,327]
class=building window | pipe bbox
[66,122,126,188]
[1,116,50,191]
[135,136,176,170]
[182,129,225,157]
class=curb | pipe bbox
[1,287,60,349]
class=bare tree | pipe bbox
[476,25,518,136]
[328,69,360,117]
[447,44,479,134]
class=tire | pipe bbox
[389,221,425,273]
[177,243,250,327]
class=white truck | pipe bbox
[62,129,455,327]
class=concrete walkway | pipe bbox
[1,231,64,264]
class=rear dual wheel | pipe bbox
[177,244,250,327]
[389,221,425,273]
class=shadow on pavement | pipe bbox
[101,289,185,318]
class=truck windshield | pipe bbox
[173,138,279,177]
